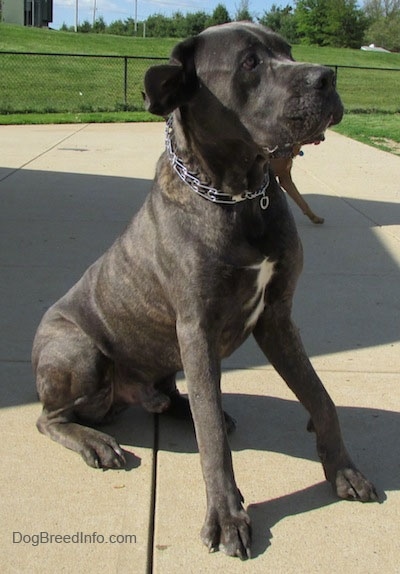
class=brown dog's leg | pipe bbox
[278,172,325,224]
[253,306,378,502]
[272,156,324,224]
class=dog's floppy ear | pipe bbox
[144,37,199,116]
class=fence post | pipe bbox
[124,56,128,109]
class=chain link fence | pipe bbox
[1,51,399,115]
[0,51,168,114]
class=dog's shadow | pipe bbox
[108,392,398,555]
[247,481,341,557]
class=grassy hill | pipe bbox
[0,23,399,153]
[1,22,400,67]
[0,23,177,56]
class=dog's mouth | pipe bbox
[303,113,336,143]
[265,133,325,159]
[301,131,326,147]
[263,113,335,159]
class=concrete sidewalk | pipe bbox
[0,123,399,574]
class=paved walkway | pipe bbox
[1,123,399,573]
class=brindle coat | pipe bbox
[33,23,378,559]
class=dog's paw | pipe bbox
[201,507,251,559]
[78,429,126,469]
[335,468,379,502]
[308,213,324,224]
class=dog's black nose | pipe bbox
[306,67,336,91]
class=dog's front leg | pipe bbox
[253,304,378,502]
[177,321,251,558]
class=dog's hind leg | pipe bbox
[253,307,378,502]
[36,408,126,469]
[158,374,236,434]
[33,320,126,469]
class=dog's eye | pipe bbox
[242,54,260,71]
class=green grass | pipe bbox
[292,44,400,69]
[335,68,399,112]
[1,23,400,154]
[292,45,400,113]
[0,110,160,125]
[0,24,173,116]
[333,112,400,155]
[0,51,165,115]
[0,23,177,56]
[2,23,399,64]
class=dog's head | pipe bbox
[144,22,343,163]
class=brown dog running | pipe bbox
[271,143,325,224]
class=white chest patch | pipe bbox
[244,259,274,331]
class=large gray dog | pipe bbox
[33,22,378,559]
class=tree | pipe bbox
[325,0,367,47]
[146,14,174,37]
[363,0,400,50]
[363,0,400,20]
[235,0,253,21]
[207,4,232,27]
[295,0,367,47]
[107,19,126,35]
[60,22,74,32]
[259,4,299,43]
[170,11,187,37]
[295,0,330,44]
[78,20,92,33]
[364,15,400,49]
[93,16,106,33]
[124,17,138,35]
[185,11,208,35]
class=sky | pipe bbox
[52,0,278,30]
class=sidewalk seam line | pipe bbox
[0,124,90,183]
[147,413,159,574]
[340,196,382,227]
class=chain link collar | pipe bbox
[165,116,270,210]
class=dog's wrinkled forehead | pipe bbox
[195,22,293,68]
